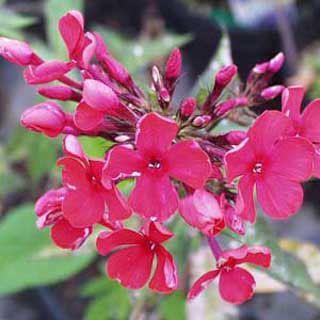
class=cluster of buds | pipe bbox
[2,10,320,305]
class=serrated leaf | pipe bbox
[0,204,95,295]
[44,0,84,58]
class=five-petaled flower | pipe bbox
[96,221,178,293]
[57,135,131,228]
[225,111,314,223]
[102,112,211,221]
[188,245,271,304]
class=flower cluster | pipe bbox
[2,10,319,304]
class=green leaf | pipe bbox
[44,0,84,58]
[82,277,131,320]
[79,136,113,159]
[242,214,320,306]
[95,26,191,74]
[0,204,95,295]
[159,291,186,320]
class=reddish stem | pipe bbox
[207,236,222,260]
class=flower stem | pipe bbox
[207,236,222,260]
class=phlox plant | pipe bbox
[1,10,319,305]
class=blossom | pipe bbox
[20,101,67,137]
[179,189,225,236]
[225,111,314,223]
[282,86,320,177]
[57,135,131,228]
[188,245,271,304]
[165,48,182,81]
[102,112,211,221]
[96,221,178,293]
[35,187,92,250]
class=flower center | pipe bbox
[253,162,263,174]
[148,160,161,169]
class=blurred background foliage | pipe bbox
[1,0,320,319]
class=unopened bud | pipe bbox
[192,115,211,127]
[225,130,247,145]
[268,52,285,73]
[180,97,196,119]
[165,48,182,81]
[215,97,248,117]
[38,85,81,101]
[215,64,237,87]
[0,37,41,66]
[20,102,66,137]
[159,87,170,103]
[261,85,284,100]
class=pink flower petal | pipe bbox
[107,245,154,289]
[129,174,179,222]
[221,245,271,268]
[51,218,91,250]
[281,86,304,122]
[145,221,174,244]
[103,186,132,221]
[236,174,256,223]
[74,101,104,131]
[270,136,314,181]
[219,267,255,304]
[149,246,178,293]
[256,174,303,219]
[225,138,256,182]
[63,135,86,159]
[62,188,105,228]
[300,99,320,142]
[103,145,144,181]
[96,229,145,256]
[313,146,320,178]
[136,112,178,156]
[187,270,220,300]
[248,111,294,155]
[167,140,211,189]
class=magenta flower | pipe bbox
[57,135,131,228]
[96,221,178,293]
[103,112,211,221]
[188,245,271,304]
[35,187,92,250]
[225,111,314,223]
[282,86,320,177]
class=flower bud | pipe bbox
[214,97,248,117]
[165,48,182,81]
[100,54,132,87]
[261,85,284,100]
[225,130,247,145]
[20,102,66,137]
[159,87,170,103]
[192,115,211,127]
[0,37,41,66]
[268,52,285,73]
[180,97,196,119]
[215,64,238,87]
[38,85,81,101]
[252,62,269,74]
[93,31,110,61]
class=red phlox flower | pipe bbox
[282,86,320,177]
[57,135,131,228]
[102,112,212,221]
[96,221,178,293]
[179,189,225,236]
[35,187,92,250]
[188,245,271,304]
[225,111,314,223]
[74,79,136,131]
